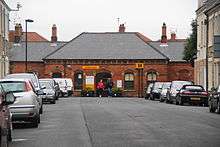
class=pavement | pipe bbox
[10,97,220,147]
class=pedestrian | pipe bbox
[106,78,113,97]
[97,79,105,97]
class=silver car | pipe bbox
[5,73,43,114]
[0,79,41,128]
[39,79,56,104]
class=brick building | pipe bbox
[9,23,194,97]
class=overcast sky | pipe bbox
[6,0,197,41]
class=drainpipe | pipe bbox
[205,15,209,91]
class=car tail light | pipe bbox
[25,82,33,92]
[181,91,192,95]
[201,92,208,96]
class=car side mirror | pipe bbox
[4,92,15,105]
[41,85,46,90]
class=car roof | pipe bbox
[0,78,29,82]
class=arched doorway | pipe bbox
[95,72,112,87]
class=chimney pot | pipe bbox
[119,24,125,32]
[51,24,57,43]
[14,23,22,43]
[170,32,176,41]
[161,22,167,44]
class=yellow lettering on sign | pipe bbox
[82,66,100,70]
[135,63,144,69]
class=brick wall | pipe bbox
[10,61,194,97]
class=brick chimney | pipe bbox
[170,32,176,41]
[14,23,23,43]
[119,24,125,32]
[161,22,167,44]
[51,24,57,43]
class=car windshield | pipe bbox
[184,85,204,91]
[172,81,192,90]
[40,81,53,89]
[0,81,26,93]
[162,83,171,89]
[154,82,163,90]
[6,74,38,88]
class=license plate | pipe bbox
[191,97,200,100]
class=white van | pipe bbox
[63,78,73,96]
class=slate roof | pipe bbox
[9,42,66,62]
[148,41,186,61]
[44,32,168,60]
[9,31,48,42]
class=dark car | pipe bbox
[0,85,15,147]
[175,85,208,106]
[166,80,193,104]
[150,82,163,100]
[144,83,153,99]
[209,86,220,113]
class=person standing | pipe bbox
[106,78,113,97]
[97,79,105,97]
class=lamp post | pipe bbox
[25,19,34,72]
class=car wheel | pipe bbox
[209,102,216,113]
[7,128,12,142]
[51,99,56,104]
[39,106,43,114]
[179,98,183,106]
[0,129,9,147]
[32,117,39,128]
[217,101,220,114]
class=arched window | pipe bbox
[147,71,157,82]
[74,71,83,90]
[124,73,134,90]
[52,72,62,78]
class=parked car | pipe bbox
[0,85,15,147]
[209,86,220,113]
[64,78,73,96]
[39,78,59,100]
[39,80,56,104]
[0,79,42,128]
[150,82,164,100]
[166,80,193,104]
[159,82,171,102]
[5,73,44,114]
[175,85,208,106]
[144,83,153,99]
[54,78,68,97]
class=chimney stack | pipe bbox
[161,22,167,44]
[51,24,57,43]
[170,32,176,41]
[14,23,22,43]
[119,24,125,32]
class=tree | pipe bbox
[183,20,197,66]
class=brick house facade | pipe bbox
[9,23,194,97]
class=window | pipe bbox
[124,73,134,90]
[52,72,62,78]
[147,72,157,81]
[74,72,83,90]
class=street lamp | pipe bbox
[25,19,34,72]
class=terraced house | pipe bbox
[9,23,194,97]
[195,0,220,90]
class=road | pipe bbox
[10,97,220,147]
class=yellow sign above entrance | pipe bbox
[135,63,144,69]
[82,66,100,70]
